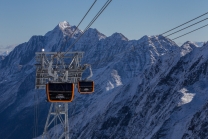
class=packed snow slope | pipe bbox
[0,21,208,139]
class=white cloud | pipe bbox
[0,44,18,55]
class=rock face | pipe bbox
[0,21,208,139]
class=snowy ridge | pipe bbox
[0,21,208,139]
[59,21,71,30]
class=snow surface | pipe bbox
[178,88,195,106]
[59,21,71,30]
[1,21,208,139]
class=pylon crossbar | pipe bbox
[35,51,85,89]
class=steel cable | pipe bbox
[59,0,97,52]
[161,11,208,35]
[172,23,208,40]
[165,18,208,37]
[63,0,113,56]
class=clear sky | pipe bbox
[0,0,208,49]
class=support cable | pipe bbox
[85,24,208,65]
[84,23,207,68]
[63,0,113,56]
[161,11,208,35]
[58,11,207,67]
[165,18,208,37]
[40,8,208,139]
[172,23,208,40]
[59,0,97,52]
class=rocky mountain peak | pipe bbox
[180,41,197,56]
[110,32,128,41]
[45,21,81,40]
[58,21,71,30]
[84,28,106,40]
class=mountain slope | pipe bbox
[0,21,208,139]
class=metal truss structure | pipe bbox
[42,103,69,139]
[35,50,91,139]
[35,51,86,89]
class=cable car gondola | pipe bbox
[78,80,94,94]
[46,83,74,102]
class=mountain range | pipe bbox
[0,21,208,139]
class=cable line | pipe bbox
[72,12,208,67]
[59,0,97,52]
[63,0,113,56]
[165,18,208,37]
[161,11,208,35]
[172,23,208,40]
[87,19,207,66]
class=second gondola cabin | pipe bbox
[78,81,94,94]
[46,83,74,102]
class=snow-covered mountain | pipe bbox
[0,21,208,139]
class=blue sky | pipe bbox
[0,0,208,49]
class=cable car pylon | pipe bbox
[35,50,94,139]
[34,0,113,137]
[42,103,69,139]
